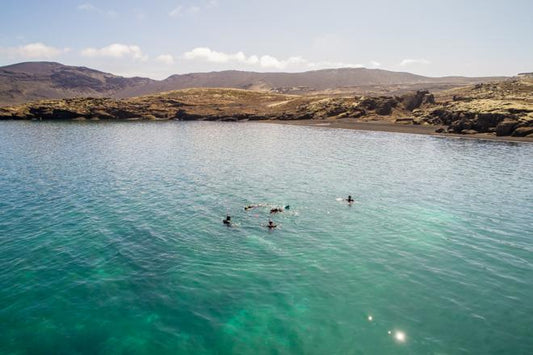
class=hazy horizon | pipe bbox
[1,0,532,79]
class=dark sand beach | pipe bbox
[264,118,533,143]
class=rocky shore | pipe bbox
[1,76,532,139]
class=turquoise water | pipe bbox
[1,121,532,354]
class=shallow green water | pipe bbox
[1,121,532,354]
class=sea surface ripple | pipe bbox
[1,121,532,354]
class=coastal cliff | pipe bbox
[1,76,532,138]
[0,88,433,122]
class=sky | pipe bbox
[0,0,532,79]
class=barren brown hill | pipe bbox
[0,62,154,105]
[2,76,532,139]
[0,62,506,105]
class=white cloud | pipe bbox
[189,6,201,13]
[77,2,117,17]
[183,47,362,70]
[184,47,249,64]
[400,58,431,66]
[81,43,148,61]
[169,6,183,17]
[156,54,175,65]
[206,0,218,8]
[169,5,200,17]
[307,61,364,70]
[0,42,66,59]
[78,3,95,11]
[169,1,217,17]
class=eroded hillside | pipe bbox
[1,76,532,138]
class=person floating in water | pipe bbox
[245,204,289,212]
[270,205,290,214]
[244,203,265,211]
[267,219,277,229]
[346,195,355,204]
[223,215,232,226]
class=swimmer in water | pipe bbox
[346,195,354,203]
[244,204,265,211]
[223,215,232,226]
[270,205,290,214]
[267,219,277,229]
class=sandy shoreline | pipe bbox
[262,118,533,143]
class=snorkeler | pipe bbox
[244,204,265,211]
[223,215,232,226]
[270,205,290,214]
[267,219,277,229]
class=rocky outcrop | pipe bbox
[401,90,435,111]
[511,126,533,137]
[1,79,532,139]
[473,113,507,132]
[354,91,435,116]
[418,77,533,137]
[358,96,398,115]
[496,119,519,136]
[375,99,396,115]
[425,109,526,135]
[296,98,353,119]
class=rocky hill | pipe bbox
[1,76,531,139]
[0,62,505,105]
[0,62,154,105]
[0,87,441,122]
[421,76,533,137]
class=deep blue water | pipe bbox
[1,121,532,354]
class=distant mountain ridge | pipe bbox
[0,61,506,105]
[0,62,154,105]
